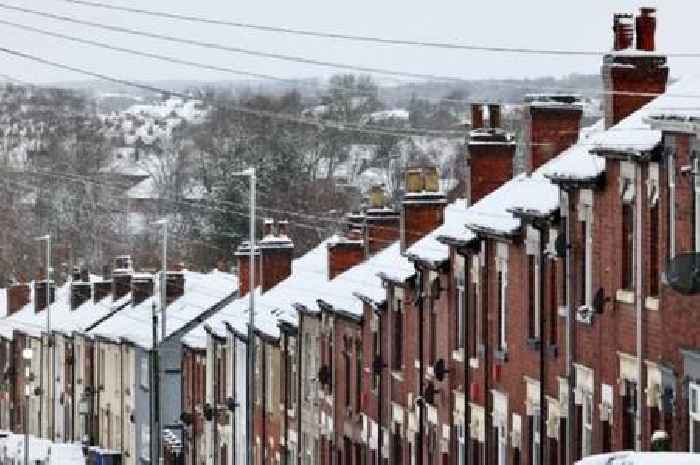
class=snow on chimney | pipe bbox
[131,274,154,307]
[466,104,516,205]
[603,7,668,128]
[93,280,112,303]
[327,218,365,280]
[7,282,30,316]
[236,219,294,295]
[401,166,446,251]
[112,255,133,301]
[524,94,583,173]
[34,280,55,314]
[166,271,185,306]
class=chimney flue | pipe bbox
[636,7,656,52]
[613,13,634,51]
[471,103,484,130]
[488,104,501,129]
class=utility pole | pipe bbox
[23,347,32,465]
[35,234,53,441]
[233,168,255,465]
[153,219,168,465]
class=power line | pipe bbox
[0,2,465,83]
[55,0,700,58]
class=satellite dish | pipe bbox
[226,397,238,411]
[555,233,567,258]
[130,413,135,424]
[666,253,700,295]
[424,382,438,405]
[434,358,449,382]
[180,412,193,425]
[203,403,214,421]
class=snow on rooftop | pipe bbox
[90,270,236,350]
[406,199,475,264]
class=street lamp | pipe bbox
[34,234,54,441]
[22,347,32,465]
[231,167,255,465]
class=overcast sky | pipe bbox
[0,0,697,85]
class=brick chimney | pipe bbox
[524,94,583,172]
[401,166,447,251]
[259,220,294,292]
[327,228,365,280]
[602,7,668,129]
[166,271,185,306]
[112,255,133,301]
[70,282,92,310]
[93,280,112,303]
[236,219,294,295]
[131,274,154,307]
[466,103,516,205]
[364,185,400,256]
[7,282,30,316]
[235,243,260,297]
[34,280,56,314]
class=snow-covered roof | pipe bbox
[2,279,128,340]
[406,199,475,265]
[575,452,700,465]
[89,270,236,350]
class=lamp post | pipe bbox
[34,234,53,441]
[232,168,255,465]
[22,347,32,465]
[152,219,168,465]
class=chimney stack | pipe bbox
[112,255,133,301]
[70,282,92,310]
[471,103,484,130]
[466,103,516,205]
[93,280,112,303]
[364,185,400,256]
[327,225,365,280]
[603,7,668,128]
[166,271,185,306]
[34,280,56,314]
[523,94,583,172]
[401,166,447,251]
[236,219,294,295]
[131,274,154,307]
[7,282,30,316]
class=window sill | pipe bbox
[558,305,568,318]
[645,296,659,311]
[468,357,480,369]
[452,349,464,363]
[391,371,404,382]
[494,349,508,363]
[615,289,635,305]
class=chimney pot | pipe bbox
[470,103,484,130]
[7,283,30,316]
[635,7,656,52]
[369,184,386,209]
[405,169,424,193]
[488,104,501,129]
[278,220,289,237]
[263,218,274,237]
[613,13,634,51]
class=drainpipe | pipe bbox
[283,333,289,465]
[386,287,393,465]
[461,250,469,465]
[537,223,547,465]
[415,266,424,465]
[564,189,575,465]
[635,163,644,452]
[377,305,385,465]
[296,317,303,465]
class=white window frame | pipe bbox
[498,424,507,465]
[141,424,150,461]
[668,151,676,259]
[694,156,700,252]
[690,382,700,452]
[582,393,593,457]
[496,243,509,353]
[456,284,465,350]
[140,357,149,389]
[579,192,594,309]
[472,254,482,354]
[457,423,466,465]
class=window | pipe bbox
[344,337,351,408]
[498,425,507,465]
[549,259,558,346]
[694,156,700,252]
[303,334,311,400]
[355,340,362,411]
[690,383,700,452]
[622,203,635,290]
[471,254,482,356]
[649,202,660,296]
[622,381,637,451]
[498,270,507,352]
[456,285,465,350]
[392,424,402,465]
[372,327,380,393]
[527,254,540,340]
[393,300,403,370]
[140,357,149,389]
[560,222,568,307]
[528,415,540,465]
[579,219,588,307]
[266,350,273,413]
[582,394,593,457]
[456,424,466,465]
[141,424,150,460]
[429,302,437,364]
[668,151,676,259]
